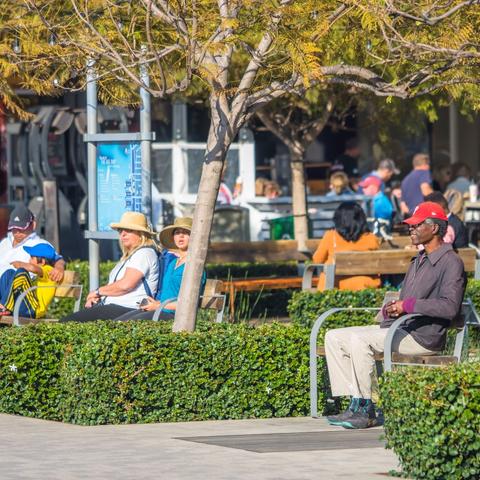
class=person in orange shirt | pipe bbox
[313,202,381,291]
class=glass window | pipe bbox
[187,105,209,142]
[152,149,172,193]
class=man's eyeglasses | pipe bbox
[408,220,434,231]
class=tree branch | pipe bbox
[386,0,480,26]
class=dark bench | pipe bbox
[309,294,480,417]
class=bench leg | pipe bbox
[310,351,318,418]
[229,284,236,322]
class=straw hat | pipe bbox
[160,217,192,249]
[110,211,154,236]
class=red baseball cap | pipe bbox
[404,201,448,224]
[359,175,382,189]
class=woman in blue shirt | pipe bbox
[114,217,206,321]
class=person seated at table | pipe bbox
[326,172,354,197]
[114,217,206,321]
[424,192,468,249]
[60,212,159,322]
[313,202,381,291]
[0,244,59,318]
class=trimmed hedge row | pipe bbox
[0,321,336,425]
[287,287,388,329]
[380,363,480,480]
[287,280,480,328]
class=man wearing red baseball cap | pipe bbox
[325,201,466,429]
[358,176,393,223]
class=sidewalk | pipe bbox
[0,414,399,479]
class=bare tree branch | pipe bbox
[386,0,480,26]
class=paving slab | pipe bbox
[0,414,399,480]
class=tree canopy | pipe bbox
[2,0,480,331]
[2,1,480,117]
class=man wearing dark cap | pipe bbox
[325,201,466,429]
[366,158,400,188]
[0,204,65,282]
[332,138,361,178]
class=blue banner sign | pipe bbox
[96,142,142,231]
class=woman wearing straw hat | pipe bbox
[113,217,206,321]
[60,212,159,322]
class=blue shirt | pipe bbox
[401,169,432,214]
[373,192,393,221]
[159,259,206,313]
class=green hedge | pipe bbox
[380,363,480,480]
[287,288,388,329]
[0,321,337,425]
[287,279,480,329]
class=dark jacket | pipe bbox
[381,243,466,351]
[448,213,468,249]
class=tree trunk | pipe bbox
[173,95,234,332]
[290,146,309,252]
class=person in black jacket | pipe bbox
[424,192,468,248]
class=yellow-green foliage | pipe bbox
[1,1,480,115]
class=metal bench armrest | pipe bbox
[13,283,83,327]
[309,306,380,417]
[383,314,422,372]
[152,297,178,321]
[203,293,226,323]
[302,263,336,290]
[468,244,480,279]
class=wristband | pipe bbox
[95,288,101,297]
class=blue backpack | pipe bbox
[141,248,177,300]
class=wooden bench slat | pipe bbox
[222,276,319,292]
[55,270,82,298]
[207,240,311,263]
[391,353,458,365]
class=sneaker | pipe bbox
[339,403,377,429]
[327,398,360,426]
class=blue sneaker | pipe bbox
[339,402,377,429]
[327,398,360,426]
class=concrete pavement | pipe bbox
[0,414,400,479]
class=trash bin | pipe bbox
[269,215,313,240]
[269,215,295,240]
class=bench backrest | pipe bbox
[200,279,224,310]
[207,236,415,264]
[207,240,312,263]
[333,248,477,275]
[54,270,82,299]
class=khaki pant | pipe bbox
[324,325,435,399]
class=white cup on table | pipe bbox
[469,184,478,203]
